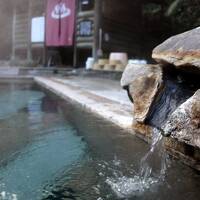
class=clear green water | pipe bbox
[0,83,86,200]
[0,82,199,200]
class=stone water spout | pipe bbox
[121,26,200,170]
[120,63,173,138]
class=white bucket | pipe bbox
[109,53,128,66]
[86,57,94,70]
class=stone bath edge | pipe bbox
[34,76,200,171]
[34,76,134,134]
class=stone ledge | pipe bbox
[34,76,134,133]
[165,138,200,171]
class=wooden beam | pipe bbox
[27,0,32,62]
[93,0,102,61]
[73,0,79,67]
[43,0,47,67]
[11,5,16,61]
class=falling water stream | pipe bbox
[106,128,169,198]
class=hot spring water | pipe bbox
[0,81,199,200]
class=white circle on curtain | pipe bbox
[51,3,71,19]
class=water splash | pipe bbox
[0,191,18,200]
[106,175,157,198]
[106,128,170,198]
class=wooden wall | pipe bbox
[14,11,29,50]
[0,0,13,60]
[0,0,46,62]
[74,0,152,63]
[101,0,145,59]
[100,0,177,61]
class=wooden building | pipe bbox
[13,0,45,64]
[74,0,147,67]
[74,0,178,67]
[0,0,172,67]
[0,0,45,65]
[11,0,74,66]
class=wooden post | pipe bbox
[73,0,79,68]
[43,0,47,67]
[93,0,102,61]
[27,0,32,63]
[11,5,16,61]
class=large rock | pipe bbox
[121,64,163,122]
[152,27,200,70]
[163,90,200,148]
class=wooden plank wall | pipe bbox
[31,0,45,17]
[101,0,144,59]
[0,0,13,60]
[15,12,29,50]
[14,0,45,60]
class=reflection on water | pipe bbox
[0,125,86,200]
[0,90,45,120]
[0,82,199,200]
[0,84,86,200]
